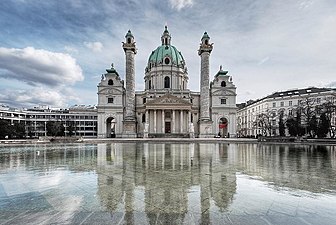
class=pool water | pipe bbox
[0,143,336,224]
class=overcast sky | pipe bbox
[0,0,335,108]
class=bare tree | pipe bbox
[253,110,275,136]
[297,97,316,136]
[320,99,336,138]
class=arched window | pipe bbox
[142,114,146,123]
[205,39,209,45]
[148,80,152,89]
[108,79,113,85]
[164,58,170,65]
[221,81,226,87]
[127,38,131,44]
[164,76,170,88]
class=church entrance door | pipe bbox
[106,117,116,138]
[165,122,171,133]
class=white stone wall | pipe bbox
[97,72,125,138]
[210,72,237,137]
[144,66,188,90]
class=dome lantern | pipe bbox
[161,25,171,46]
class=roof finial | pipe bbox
[220,65,222,71]
[111,63,114,68]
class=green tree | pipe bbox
[286,117,297,136]
[320,101,336,138]
[0,119,12,139]
[67,122,75,137]
[279,111,285,136]
[46,121,65,136]
[307,115,318,138]
[317,113,330,138]
[295,110,305,136]
[13,122,26,139]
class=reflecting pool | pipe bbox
[1,143,336,224]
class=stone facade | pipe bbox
[97,27,237,138]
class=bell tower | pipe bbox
[122,30,137,137]
[198,32,214,137]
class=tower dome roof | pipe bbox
[147,26,186,69]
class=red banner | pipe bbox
[219,123,227,129]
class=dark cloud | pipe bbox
[0,47,83,87]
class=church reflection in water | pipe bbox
[96,143,237,224]
[1,143,336,224]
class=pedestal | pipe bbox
[189,123,195,138]
[122,120,137,138]
[143,123,149,138]
[199,120,213,138]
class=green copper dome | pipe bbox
[147,26,186,69]
[148,45,185,67]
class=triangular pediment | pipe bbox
[146,94,192,106]
[212,89,236,96]
[98,87,124,95]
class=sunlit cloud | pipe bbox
[84,41,103,52]
[169,0,193,11]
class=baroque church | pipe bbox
[97,26,237,138]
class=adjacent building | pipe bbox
[0,105,97,137]
[237,87,336,137]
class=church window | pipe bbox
[165,58,170,65]
[221,81,226,87]
[108,98,114,103]
[165,38,168,45]
[143,98,146,104]
[273,102,276,107]
[142,114,146,123]
[127,38,131,44]
[221,99,226,104]
[191,114,193,123]
[165,111,171,119]
[149,80,152,89]
[280,102,284,107]
[108,79,113,85]
[190,98,193,103]
[164,76,170,88]
[205,39,209,45]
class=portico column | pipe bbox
[144,110,149,138]
[145,110,149,121]
[180,110,183,133]
[172,110,175,133]
[162,110,165,133]
[154,110,157,133]
[188,111,191,125]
